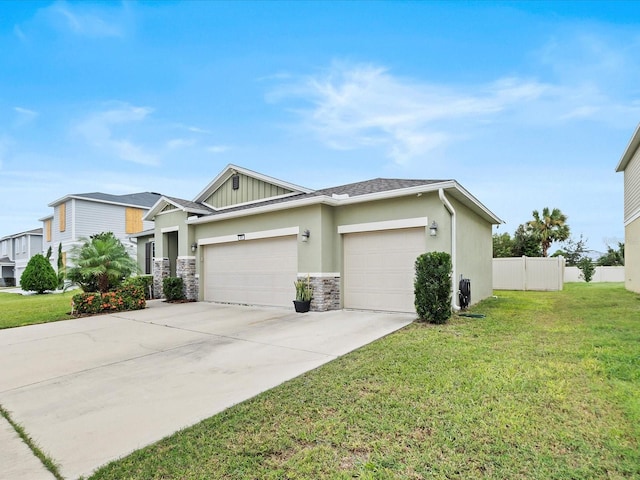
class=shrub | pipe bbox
[124,275,154,299]
[20,254,58,294]
[163,277,185,301]
[414,251,452,324]
[577,257,595,283]
[72,284,146,315]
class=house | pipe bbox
[141,165,502,313]
[40,192,162,275]
[0,228,43,286]
[616,123,640,293]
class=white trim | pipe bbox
[338,217,428,234]
[199,226,299,246]
[188,181,502,226]
[624,208,640,226]
[177,256,196,260]
[298,272,341,278]
[161,226,179,233]
[202,191,301,212]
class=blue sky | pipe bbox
[1,1,639,253]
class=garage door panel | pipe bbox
[344,228,426,313]
[204,236,297,308]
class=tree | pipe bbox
[20,254,58,294]
[597,243,624,266]
[57,243,65,289]
[577,258,595,283]
[512,224,542,257]
[67,232,138,293]
[552,234,588,266]
[493,232,514,258]
[45,246,52,261]
[528,207,570,257]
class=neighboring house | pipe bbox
[40,192,162,275]
[141,164,502,313]
[0,228,43,286]
[616,123,640,293]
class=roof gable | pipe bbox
[143,196,214,221]
[48,192,162,208]
[193,164,311,209]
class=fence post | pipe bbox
[522,255,527,291]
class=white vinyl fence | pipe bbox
[493,256,565,291]
[564,266,625,283]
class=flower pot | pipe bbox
[293,300,311,313]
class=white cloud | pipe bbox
[207,145,231,154]
[13,107,39,127]
[44,1,128,38]
[269,63,550,164]
[166,138,196,149]
[75,103,159,166]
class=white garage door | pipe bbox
[344,227,426,313]
[203,236,297,307]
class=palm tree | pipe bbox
[68,232,138,293]
[527,207,570,257]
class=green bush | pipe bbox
[72,284,146,315]
[124,275,154,299]
[414,251,452,324]
[577,257,596,283]
[163,277,185,301]
[20,254,58,294]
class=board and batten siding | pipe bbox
[624,148,640,223]
[204,173,293,208]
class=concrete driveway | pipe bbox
[0,301,414,479]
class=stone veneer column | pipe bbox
[304,274,341,312]
[176,256,198,301]
[153,257,170,299]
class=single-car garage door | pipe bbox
[343,227,426,313]
[203,236,297,307]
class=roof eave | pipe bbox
[187,181,502,226]
[616,123,640,172]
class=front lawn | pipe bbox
[89,283,640,479]
[0,292,74,329]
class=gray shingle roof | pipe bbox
[72,192,162,208]
[164,196,215,213]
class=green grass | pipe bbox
[0,292,74,329]
[87,283,640,479]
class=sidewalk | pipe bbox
[0,415,55,480]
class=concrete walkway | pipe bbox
[0,301,414,479]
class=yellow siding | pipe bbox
[206,173,292,208]
[125,208,144,234]
[59,203,66,232]
[45,220,52,242]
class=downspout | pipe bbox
[438,188,460,311]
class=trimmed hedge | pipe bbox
[72,284,146,315]
[414,251,452,324]
[163,277,185,301]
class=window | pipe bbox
[59,203,66,232]
[144,241,155,274]
[1,240,6,256]
[22,237,26,253]
[45,219,52,242]
[125,208,143,234]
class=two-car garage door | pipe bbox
[343,227,426,313]
[203,236,297,308]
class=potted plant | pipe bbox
[293,275,313,313]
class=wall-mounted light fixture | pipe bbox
[237,234,245,241]
[191,242,198,252]
[429,221,438,237]
[301,229,311,242]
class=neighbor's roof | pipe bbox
[48,192,162,208]
[0,228,43,241]
[0,256,14,265]
[616,123,640,172]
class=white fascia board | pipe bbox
[616,123,640,172]
[193,164,313,203]
[338,217,429,234]
[160,226,179,233]
[201,191,302,212]
[199,226,299,246]
[624,208,640,226]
